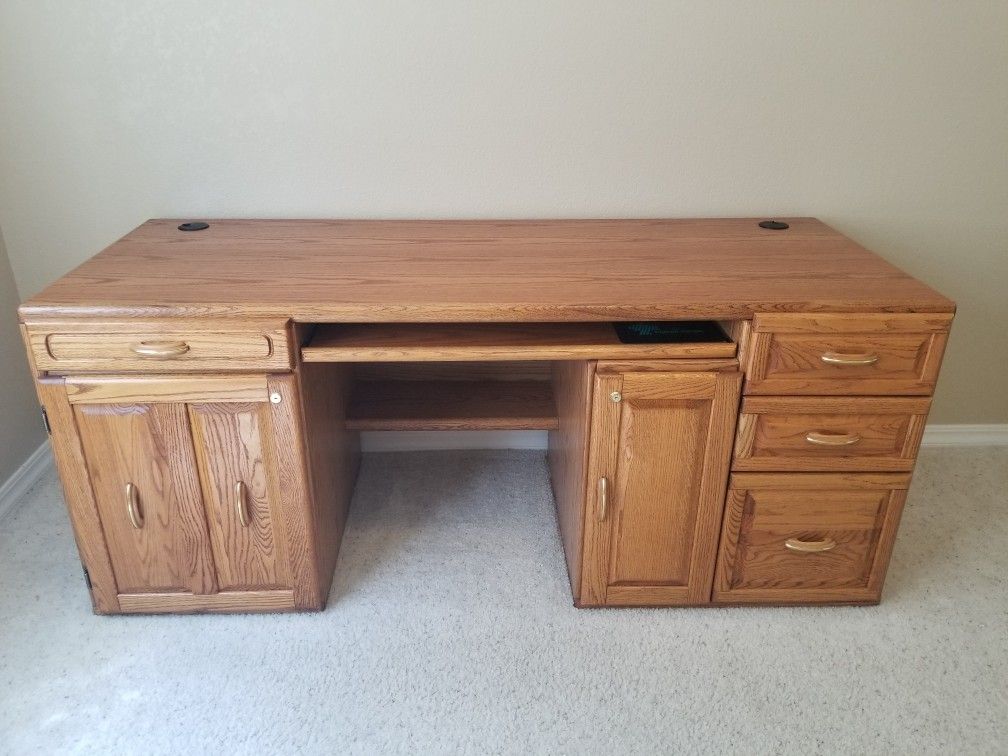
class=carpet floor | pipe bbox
[1,447,1006,754]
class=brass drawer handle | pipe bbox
[597,477,608,521]
[125,482,144,529]
[785,537,837,553]
[235,481,251,527]
[820,351,879,366]
[130,340,190,359]
[805,431,861,446]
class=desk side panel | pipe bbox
[296,362,361,606]
[548,361,594,603]
[33,378,121,613]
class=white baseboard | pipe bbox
[0,442,53,524]
[920,424,1008,447]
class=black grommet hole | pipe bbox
[178,222,209,231]
[758,220,789,230]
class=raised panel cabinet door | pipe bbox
[74,403,218,595]
[188,402,292,591]
[580,371,742,606]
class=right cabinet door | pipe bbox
[188,401,293,592]
[580,370,742,606]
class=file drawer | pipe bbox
[744,313,951,395]
[733,396,931,472]
[713,473,910,604]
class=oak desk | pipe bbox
[18,218,955,614]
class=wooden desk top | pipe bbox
[19,218,954,322]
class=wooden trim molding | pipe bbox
[117,590,296,614]
[64,375,269,404]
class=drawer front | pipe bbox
[25,321,292,373]
[733,397,931,472]
[713,473,910,604]
[745,313,951,395]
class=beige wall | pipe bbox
[0,1,1005,425]
[0,228,45,481]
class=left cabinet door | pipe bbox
[74,402,218,595]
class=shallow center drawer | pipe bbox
[733,396,931,471]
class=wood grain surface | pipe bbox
[64,375,268,404]
[18,218,954,321]
[117,590,295,614]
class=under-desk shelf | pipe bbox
[345,380,558,431]
[302,322,736,363]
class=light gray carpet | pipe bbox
[1,448,1006,754]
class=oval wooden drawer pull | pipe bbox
[805,431,861,446]
[125,482,144,529]
[785,537,837,553]
[130,340,191,359]
[820,351,879,366]
[235,481,251,527]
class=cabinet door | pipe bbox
[74,403,218,595]
[580,371,741,606]
[188,402,291,591]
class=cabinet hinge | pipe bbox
[82,566,92,591]
[41,407,51,435]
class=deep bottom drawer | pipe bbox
[713,473,911,604]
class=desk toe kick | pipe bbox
[23,313,951,614]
